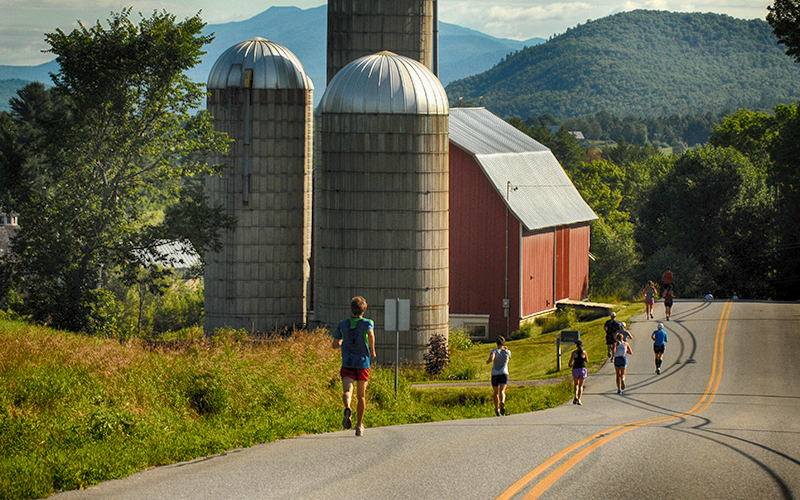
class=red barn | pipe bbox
[448,108,597,339]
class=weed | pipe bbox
[448,328,475,351]
[534,310,576,333]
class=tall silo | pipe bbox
[205,37,314,334]
[327,0,436,83]
[316,51,449,364]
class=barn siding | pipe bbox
[569,222,591,300]
[521,229,556,317]
[450,144,520,337]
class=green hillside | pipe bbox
[446,10,800,119]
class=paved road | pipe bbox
[53,300,800,499]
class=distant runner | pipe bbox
[643,281,657,320]
[619,322,633,341]
[568,340,588,405]
[662,266,673,289]
[651,323,668,374]
[604,312,621,358]
[613,333,632,394]
[663,286,674,321]
[486,336,511,416]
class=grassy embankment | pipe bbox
[0,302,639,499]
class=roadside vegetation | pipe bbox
[0,302,642,499]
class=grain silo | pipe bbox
[327,0,437,83]
[205,37,314,334]
[315,51,449,364]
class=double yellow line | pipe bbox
[497,301,733,500]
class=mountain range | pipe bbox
[446,10,800,119]
[0,5,541,111]
[2,8,798,121]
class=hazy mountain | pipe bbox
[0,5,541,110]
[446,10,800,119]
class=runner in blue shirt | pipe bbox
[651,323,668,374]
[332,296,376,436]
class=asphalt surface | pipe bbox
[51,300,800,500]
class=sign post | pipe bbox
[556,330,580,372]
[385,298,410,394]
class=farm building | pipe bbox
[204,38,314,334]
[448,107,597,340]
[315,51,449,364]
[0,209,18,260]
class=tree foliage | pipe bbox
[0,10,233,332]
[768,0,800,63]
[635,146,774,298]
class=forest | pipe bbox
[446,10,800,120]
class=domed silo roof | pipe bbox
[207,37,313,90]
[320,51,448,115]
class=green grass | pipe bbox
[422,302,641,383]
[0,303,638,499]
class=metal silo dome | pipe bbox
[204,36,314,335]
[207,37,313,90]
[320,51,447,115]
[316,50,449,365]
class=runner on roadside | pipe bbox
[619,322,633,341]
[613,332,632,394]
[604,312,621,359]
[651,323,668,374]
[332,296,377,437]
[568,340,588,405]
[662,266,673,289]
[486,336,511,416]
[663,286,674,321]
[643,281,657,320]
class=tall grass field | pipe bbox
[0,302,637,499]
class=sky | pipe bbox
[0,0,772,66]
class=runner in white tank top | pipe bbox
[613,333,632,394]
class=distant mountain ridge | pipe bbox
[0,5,542,110]
[446,10,800,119]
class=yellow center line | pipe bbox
[497,301,732,500]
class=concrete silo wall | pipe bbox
[315,113,448,364]
[205,88,313,333]
[327,0,435,83]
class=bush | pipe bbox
[448,329,475,352]
[534,310,576,334]
[151,281,204,334]
[509,322,536,340]
[84,289,131,338]
[423,333,449,377]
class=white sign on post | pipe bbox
[384,298,410,331]
[385,298,410,395]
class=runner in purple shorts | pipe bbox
[568,340,588,405]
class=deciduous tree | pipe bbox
[0,10,232,332]
[768,0,800,63]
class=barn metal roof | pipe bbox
[136,240,200,270]
[320,51,449,115]
[207,37,313,90]
[450,108,597,231]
